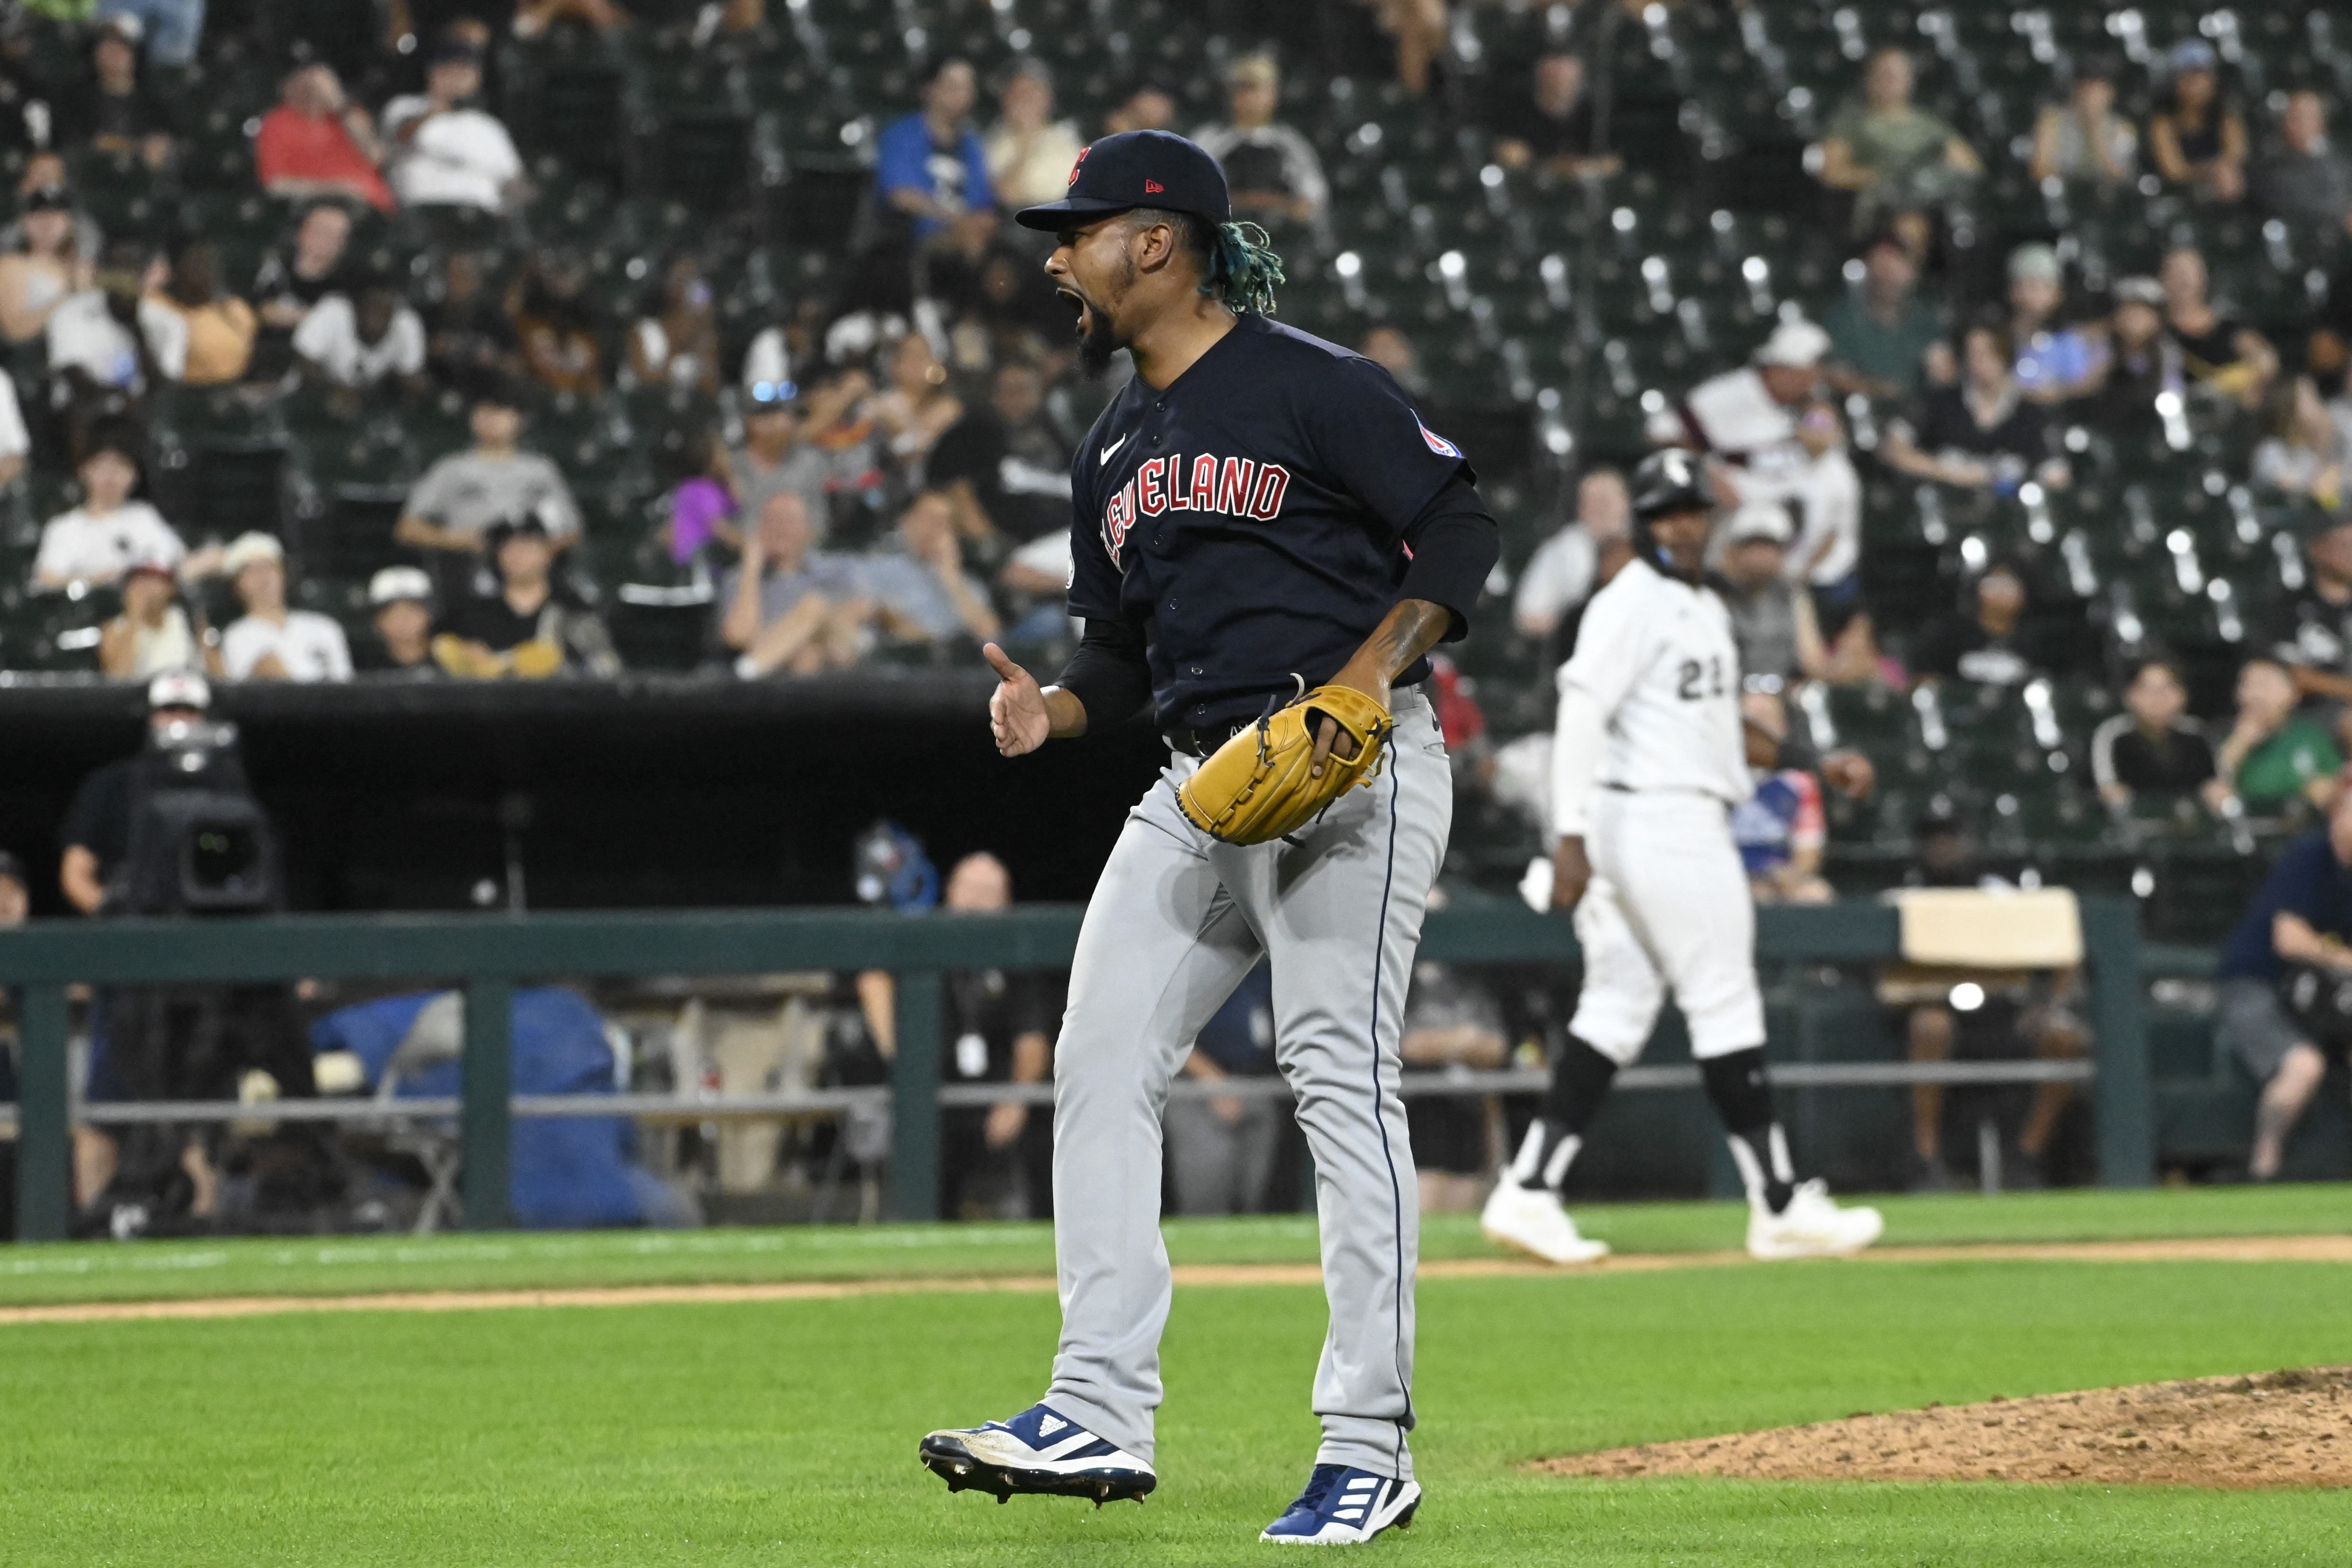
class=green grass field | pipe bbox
[3,1188,2349,1565]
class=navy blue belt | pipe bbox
[1167,678,1428,758]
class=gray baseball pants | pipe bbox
[1041,686,1450,1482]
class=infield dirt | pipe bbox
[1542,1366,2352,1489]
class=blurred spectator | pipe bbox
[2029,59,2138,185]
[421,250,519,386]
[1357,324,1426,396]
[1490,52,1620,180]
[1734,691,1833,904]
[2091,658,2215,809]
[1786,401,1864,627]
[802,367,886,524]
[0,184,90,347]
[2160,246,2275,406]
[58,671,212,918]
[252,202,353,370]
[1194,55,1328,231]
[54,16,174,171]
[2080,275,2182,436]
[1821,229,1943,401]
[94,1,205,70]
[1359,0,1449,97]
[931,851,1055,1220]
[1914,562,2045,688]
[1681,319,1826,477]
[723,382,830,539]
[877,58,993,244]
[658,431,737,564]
[1513,470,1631,659]
[432,517,619,678]
[513,0,630,36]
[395,386,582,555]
[1715,503,1827,687]
[0,850,24,928]
[1104,80,1176,135]
[1881,323,2059,493]
[0,155,104,265]
[295,276,428,397]
[356,566,442,677]
[2207,657,2341,816]
[2005,243,2106,406]
[864,331,963,483]
[983,60,1083,213]
[2252,375,2352,511]
[155,239,255,387]
[49,237,185,448]
[509,249,604,395]
[625,253,719,396]
[927,359,1070,546]
[2211,787,2352,1178]
[1816,48,1982,225]
[2265,515,2352,732]
[2257,91,2352,235]
[32,437,208,591]
[719,491,870,678]
[1400,960,1507,1214]
[0,372,26,490]
[1167,963,1279,1216]
[96,556,209,679]
[218,533,352,683]
[2147,40,2246,203]
[382,37,525,214]
[254,63,394,212]
[863,490,1000,646]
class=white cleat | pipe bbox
[1480,1181,1611,1265]
[1746,1179,1883,1260]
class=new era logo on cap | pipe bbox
[1145,179,1163,193]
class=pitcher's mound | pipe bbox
[1539,1368,2352,1489]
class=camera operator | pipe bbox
[57,671,313,1235]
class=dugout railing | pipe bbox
[0,895,2154,1242]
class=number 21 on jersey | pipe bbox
[1676,655,1727,702]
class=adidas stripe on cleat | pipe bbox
[919,1403,1156,1507]
[1260,1463,1420,1545]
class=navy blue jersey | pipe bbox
[1066,314,1475,735]
[2217,830,2352,984]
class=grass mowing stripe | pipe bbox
[3,1260,2348,1564]
[4,1187,2349,1307]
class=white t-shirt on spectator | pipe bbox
[0,373,26,462]
[1785,446,1862,587]
[294,294,427,388]
[33,501,185,585]
[45,290,190,389]
[222,611,355,682]
[382,99,523,211]
[1513,523,1601,639]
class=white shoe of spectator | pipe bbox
[1480,1180,1610,1265]
[1746,1179,1883,1260]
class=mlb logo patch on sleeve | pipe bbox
[1418,418,1461,458]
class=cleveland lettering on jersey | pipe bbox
[1098,453,1292,566]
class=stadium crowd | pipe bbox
[6,1,2352,1226]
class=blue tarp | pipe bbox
[310,987,645,1228]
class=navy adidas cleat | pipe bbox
[919,1403,1156,1507]
[1260,1463,1420,1545]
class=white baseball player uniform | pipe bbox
[1550,555,1764,1063]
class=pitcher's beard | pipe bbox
[1074,300,1121,376]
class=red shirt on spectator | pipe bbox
[254,105,396,212]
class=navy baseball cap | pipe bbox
[1013,129,1230,231]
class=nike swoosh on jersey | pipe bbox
[1099,433,1128,464]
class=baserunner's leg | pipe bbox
[1045,771,1261,1463]
[1231,692,1450,1481]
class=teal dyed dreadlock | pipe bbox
[1203,220,1285,316]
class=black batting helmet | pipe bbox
[1628,447,1712,577]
